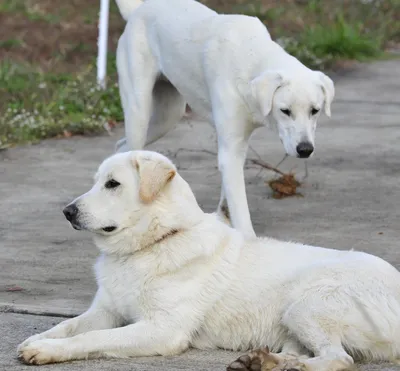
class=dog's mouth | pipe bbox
[71,223,83,230]
[102,226,117,233]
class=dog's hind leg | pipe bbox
[145,79,186,146]
[116,23,159,152]
[116,80,185,152]
[281,301,355,371]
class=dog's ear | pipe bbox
[133,153,176,203]
[317,72,335,117]
[250,71,284,117]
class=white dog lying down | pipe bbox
[114,0,335,238]
[18,151,400,371]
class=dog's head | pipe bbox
[63,151,202,253]
[250,69,334,158]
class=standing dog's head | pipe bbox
[249,69,334,158]
[62,151,203,253]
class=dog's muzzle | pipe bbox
[63,204,82,230]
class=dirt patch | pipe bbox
[0,0,124,72]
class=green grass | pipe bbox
[0,0,61,23]
[0,57,123,149]
[236,0,398,69]
[304,15,381,60]
[277,15,383,69]
[0,38,23,49]
[0,0,26,13]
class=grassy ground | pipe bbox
[0,0,399,148]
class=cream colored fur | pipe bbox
[18,151,400,371]
[113,0,335,238]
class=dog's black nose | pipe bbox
[296,142,314,158]
[63,204,78,222]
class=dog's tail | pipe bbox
[115,0,143,21]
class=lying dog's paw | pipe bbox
[18,339,66,365]
[227,348,307,371]
[227,348,271,371]
[18,333,49,352]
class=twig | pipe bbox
[169,148,290,177]
[249,158,286,176]
[302,161,309,181]
[248,144,262,160]
[275,154,288,168]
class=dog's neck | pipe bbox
[95,221,186,257]
[151,228,180,246]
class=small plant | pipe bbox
[303,14,382,61]
[0,38,23,49]
[235,0,395,69]
[0,57,123,149]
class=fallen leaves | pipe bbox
[6,286,24,292]
[268,173,303,199]
[249,158,303,199]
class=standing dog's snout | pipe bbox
[296,142,314,158]
[63,204,79,222]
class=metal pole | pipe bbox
[97,0,110,89]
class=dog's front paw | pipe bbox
[18,333,50,352]
[18,339,66,365]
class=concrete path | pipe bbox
[1,59,400,370]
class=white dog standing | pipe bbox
[19,151,400,371]
[114,0,335,238]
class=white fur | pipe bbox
[113,0,335,238]
[18,151,400,371]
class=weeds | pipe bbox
[234,0,398,69]
[304,15,381,60]
[0,0,61,24]
[0,59,122,149]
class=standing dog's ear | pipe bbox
[133,153,176,203]
[317,72,335,117]
[250,71,284,118]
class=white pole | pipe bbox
[97,0,110,90]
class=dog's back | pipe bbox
[116,0,216,24]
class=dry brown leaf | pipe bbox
[6,286,24,292]
[267,173,302,199]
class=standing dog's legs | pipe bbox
[217,188,232,226]
[116,23,159,152]
[145,80,186,145]
[213,101,255,238]
[217,139,255,238]
[116,80,186,152]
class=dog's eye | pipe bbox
[105,179,120,189]
[280,109,291,116]
[311,108,320,115]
